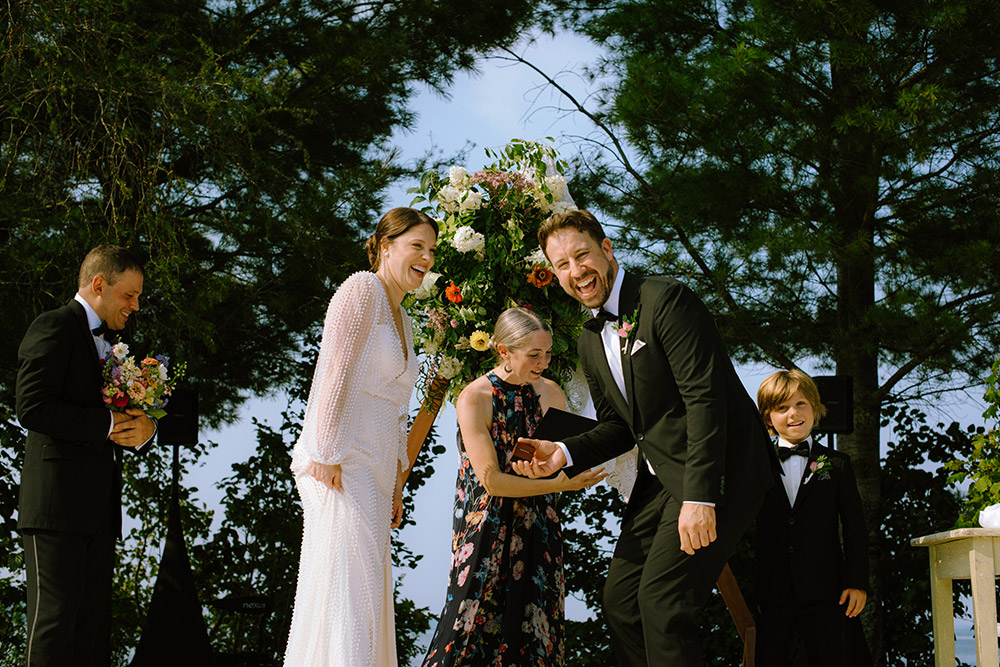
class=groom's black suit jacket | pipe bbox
[755,441,869,603]
[17,299,126,538]
[564,272,777,508]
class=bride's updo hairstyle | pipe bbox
[488,307,552,360]
[366,207,438,271]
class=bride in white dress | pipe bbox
[285,208,438,666]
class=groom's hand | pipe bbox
[511,438,565,478]
[678,502,717,555]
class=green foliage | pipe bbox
[404,140,587,403]
[0,406,27,664]
[559,484,621,665]
[881,405,972,666]
[945,355,1000,527]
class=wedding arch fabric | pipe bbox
[286,272,415,667]
[565,367,638,501]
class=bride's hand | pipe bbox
[391,478,404,529]
[306,461,343,492]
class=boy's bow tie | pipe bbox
[778,441,810,461]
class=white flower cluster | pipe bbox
[411,270,442,300]
[521,154,576,215]
[437,166,483,214]
[437,355,464,379]
[540,173,577,215]
[523,247,549,267]
[449,166,469,186]
[451,226,486,254]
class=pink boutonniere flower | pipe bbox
[805,454,832,484]
[613,308,639,339]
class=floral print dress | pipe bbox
[423,372,565,667]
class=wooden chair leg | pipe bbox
[717,562,756,667]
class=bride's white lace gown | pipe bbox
[285,272,416,666]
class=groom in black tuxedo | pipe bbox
[513,210,778,666]
[16,245,156,665]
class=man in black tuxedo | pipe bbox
[513,210,778,666]
[16,245,156,665]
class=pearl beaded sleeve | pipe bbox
[299,272,379,466]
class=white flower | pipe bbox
[524,247,549,267]
[411,271,442,300]
[458,190,483,211]
[437,355,464,379]
[449,166,469,187]
[455,336,471,350]
[158,365,168,381]
[111,342,129,362]
[437,184,464,213]
[451,226,485,253]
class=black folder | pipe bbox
[514,408,598,460]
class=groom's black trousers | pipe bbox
[603,467,763,667]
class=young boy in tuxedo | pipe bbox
[753,369,869,667]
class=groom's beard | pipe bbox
[575,264,616,309]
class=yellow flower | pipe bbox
[470,330,490,352]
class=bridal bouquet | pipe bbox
[404,139,588,403]
[100,342,186,419]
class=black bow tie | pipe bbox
[91,321,113,338]
[583,308,617,333]
[777,441,810,462]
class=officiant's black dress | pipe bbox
[422,372,565,667]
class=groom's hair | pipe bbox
[78,245,144,289]
[757,369,827,436]
[537,209,606,256]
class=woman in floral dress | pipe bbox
[422,308,605,667]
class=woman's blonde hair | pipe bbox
[489,307,551,360]
[757,369,827,436]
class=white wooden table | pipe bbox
[911,528,1000,666]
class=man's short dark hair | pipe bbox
[78,245,144,289]
[537,209,607,255]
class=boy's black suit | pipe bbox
[563,272,778,667]
[16,299,131,665]
[754,440,869,666]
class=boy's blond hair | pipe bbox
[757,369,827,437]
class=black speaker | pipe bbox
[156,388,199,446]
[812,376,853,434]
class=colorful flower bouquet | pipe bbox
[100,341,186,419]
[404,140,589,404]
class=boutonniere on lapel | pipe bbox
[804,454,832,484]
[613,306,640,341]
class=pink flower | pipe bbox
[450,319,459,328]
[456,542,475,565]
[618,321,633,338]
[513,560,525,580]
[457,565,471,587]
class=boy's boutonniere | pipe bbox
[804,454,832,484]
[614,307,639,340]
